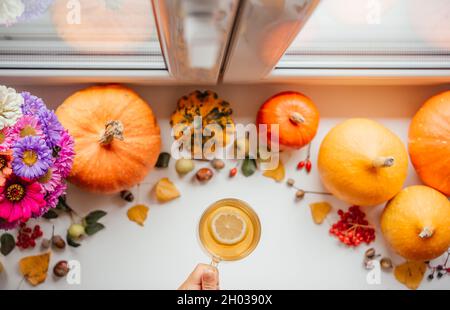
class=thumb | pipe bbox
[201,268,218,290]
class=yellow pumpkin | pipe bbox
[381,185,450,261]
[318,119,408,206]
[56,85,161,194]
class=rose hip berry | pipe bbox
[16,223,43,249]
[329,206,375,247]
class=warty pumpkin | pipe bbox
[256,91,320,150]
[408,90,450,196]
[381,185,450,261]
[318,118,408,206]
[56,85,161,194]
[170,90,235,157]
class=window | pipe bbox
[278,0,450,69]
[0,0,165,70]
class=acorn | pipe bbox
[120,190,134,202]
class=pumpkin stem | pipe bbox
[419,226,433,239]
[99,120,124,146]
[289,112,305,125]
[372,156,395,168]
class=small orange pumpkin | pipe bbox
[56,85,161,194]
[408,90,450,196]
[318,118,408,206]
[381,185,450,261]
[256,91,320,150]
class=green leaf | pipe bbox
[241,158,257,177]
[66,233,81,248]
[85,223,105,236]
[56,196,72,212]
[1,233,15,256]
[84,210,107,225]
[155,152,171,168]
[42,209,58,219]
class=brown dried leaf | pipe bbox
[309,201,332,224]
[127,204,149,226]
[262,161,285,182]
[394,261,427,290]
[155,178,181,202]
[19,252,51,286]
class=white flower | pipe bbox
[0,85,23,130]
[0,0,24,26]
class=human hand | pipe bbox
[178,264,219,290]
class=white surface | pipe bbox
[0,83,449,290]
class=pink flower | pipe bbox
[54,129,75,178]
[0,176,46,223]
[38,167,61,192]
[45,181,67,211]
[0,150,13,186]
[0,127,13,151]
[9,115,43,142]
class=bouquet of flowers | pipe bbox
[0,0,53,26]
[0,85,74,229]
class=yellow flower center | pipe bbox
[0,132,4,144]
[0,156,6,170]
[23,150,38,166]
[39,169,52,183]
[6,184,25,202]
[20,126,37,137]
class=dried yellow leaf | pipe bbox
[155,177,181,202]
[309,201,332,224]
[394,261,427,290]
[19,252,51,286]
[127,204,149,226]
[262,161,285,182]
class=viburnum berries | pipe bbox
[16,223,43,249]
[329,206,375,247]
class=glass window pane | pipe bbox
[0,0,165,69]
[279,0,450,69]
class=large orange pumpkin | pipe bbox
[256,91,320,150]
[408,91,450,196]
[318,119,408,206]
[381,185,450,261]
[56,85,161,194]
[52,0,154,53]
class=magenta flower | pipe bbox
[0,176,46,223]
[54,130,75,178]
[12,136,53,179]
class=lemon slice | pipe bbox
[211,210,247,245]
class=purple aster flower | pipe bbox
[55,129,75,178]
[21,92,46,116]
[38,108,64,149]
[12,135,52,180]
[18,0,54,22]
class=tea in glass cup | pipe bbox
[198,198,261,264]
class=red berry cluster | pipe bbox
[16,223,43,249]
[329,206,375,247]
[297,159,312,173]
